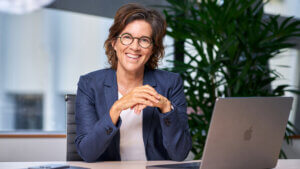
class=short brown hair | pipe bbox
[104,3,166,70]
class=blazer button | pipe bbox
[106,127,113,135]
[164,118,171,126]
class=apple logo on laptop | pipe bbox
[244,126,253,141]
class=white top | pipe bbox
[119,92,147,161]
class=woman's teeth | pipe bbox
[126,53,140,59]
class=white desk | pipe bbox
[1,160,300,169]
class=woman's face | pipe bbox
[113,20,153,73]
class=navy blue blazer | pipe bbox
[75,68,192,162]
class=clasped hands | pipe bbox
[110,85,171,125]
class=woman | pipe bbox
[75,3,192,162]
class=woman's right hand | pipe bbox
[109,85,161,125]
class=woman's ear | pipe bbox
[111,40,116,50]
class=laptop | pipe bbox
[147,97,293,169]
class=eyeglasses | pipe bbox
[117,33,153,49]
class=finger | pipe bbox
[129,87,158,100]
[139,105,147,111]
[135,104,141,114]
[140,104,147,109]
[120,92,157,110]
[134,105,138,114]
[135,85,160,99]
[143,84,156,91]
[135,98,154,107]
[137,109,141,115]
[142,85,161,99]
[137,105,142,114]
[137,103,150,114]
[134,92,160,104]
[131,105,135,109]
[151,96,167,108]
[136,105,141,115]
[119,94,144,109]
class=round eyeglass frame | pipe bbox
[117,33,153,49]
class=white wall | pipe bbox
[0,9,114,131]
[0,11,5,130]
[2,11,46,94]
[0,138,66,162]
[45,10,113,94]
[265,0,300,18]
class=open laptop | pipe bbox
[147,97,293,169]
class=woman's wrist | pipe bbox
[160,99,172,114]
[109,102,122,125]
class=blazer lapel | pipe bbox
[103,69,118,113]
[142,69,157,148]
[103,69,120,159]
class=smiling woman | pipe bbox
[75,3,192,162]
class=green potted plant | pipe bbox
[160,0,300,159]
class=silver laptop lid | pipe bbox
[201,97,293,169]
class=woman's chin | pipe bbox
[123,64,145,73]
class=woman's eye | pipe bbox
[123,35,132,39]
[141,38,150,43]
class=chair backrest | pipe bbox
[65,94,83,161]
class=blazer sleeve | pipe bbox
[156,74,192,161]
[75,75,121,162]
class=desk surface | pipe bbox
[1,160,300,169]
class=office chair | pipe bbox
[65,94,83,161]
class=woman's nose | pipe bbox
[130,39,140,50]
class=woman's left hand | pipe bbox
[134,94,172,114]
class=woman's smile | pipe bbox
[126,53,141,60]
